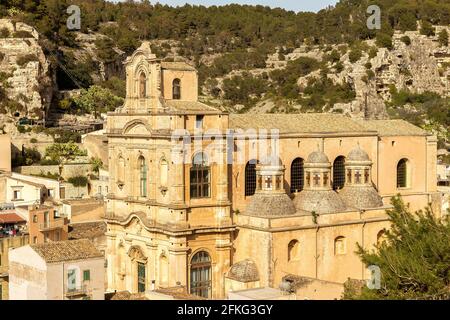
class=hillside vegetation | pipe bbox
[0,0,448,146]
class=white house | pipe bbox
[8,239,105,300]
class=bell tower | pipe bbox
[122,41,165,113]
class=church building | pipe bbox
[105,42,440,299]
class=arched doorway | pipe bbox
[190,251,212,298]
[128,245,148,293]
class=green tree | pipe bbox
[73,85,124,117]
[44,142,86,166]
[68,175,89,197]
[438,29,448,47]
[343,196,450,300]
[420,20,435,37]
[376,33,393,50]
[90,157,104,176]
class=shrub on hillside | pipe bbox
[16,54,38,67]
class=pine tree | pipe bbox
[343,196,450,300]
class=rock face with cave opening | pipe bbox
[0,19,53,128]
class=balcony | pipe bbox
[65,285,87,298]
[38,218,65,231]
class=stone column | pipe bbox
[168,238,188,288]
[105,233,117,291]
[214,237,232,299]
[215,138,229,204]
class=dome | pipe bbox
[245,193,296,217]
[293,190,347,214]
[307,151,329,164]
[347,146,370,162]
[339,186,383,209]
[227,259,259,283]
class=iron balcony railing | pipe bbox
[38,218,65,231]
[65,285,87,297]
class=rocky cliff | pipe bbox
[0,19,53,128]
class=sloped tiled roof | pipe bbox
[229,114,372,134]
[161,61,196,71]
[30,239,103,263]
[69,221,107,240]
[0,213,26,224]
[355,119,428,136]
[164,100,220,112]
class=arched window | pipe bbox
[334,236,346,255]
[139,72,147,98]
[377,229,387,246]
[173,78,181,100]
[139,156,147,197]
[290,158,304,193]
[190,251,211,298]
[190,152,210,198]
[245,160,257,196]
[397,159,408,188]
[333,156,346,190]
[288,240,300,262]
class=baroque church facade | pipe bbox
[105,42,440,299]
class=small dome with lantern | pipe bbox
[339,145,383,209]
[245,156,296,217]
[293,148,347,214]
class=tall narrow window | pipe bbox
[67,269,77,292]
[290,158,304,193]
[195,115,204,129]
[190,153,210,198]
[377,229,387,246]
[333,156,346,190]
[397,159,408,188]
[139,72,147,98]
[190,251,212,298]
[138,262,146,293]
[139,156,147,197]
[173,78,181,100]
[288,240,300,262]
[245,160,257,196]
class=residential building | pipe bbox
[0,232,29,300]
[22,205,69,245]
[8,239,104,300]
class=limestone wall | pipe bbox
[14,163,91,180]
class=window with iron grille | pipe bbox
[190,153,210,198]
[190,251,212,298]
[397,159,408,188]
[245,160,257,196]
[173,78,181,100]
[290,158,304,193]
[333,156,346,190]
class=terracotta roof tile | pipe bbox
[30,239,103,263]
[69,221,107,240]
[0,213,26,224]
